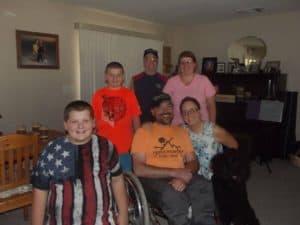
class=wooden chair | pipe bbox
[0,134,39,220]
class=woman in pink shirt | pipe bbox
[163,50,216,125]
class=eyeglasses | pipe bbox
[181,108,199,117]
[180,60,194,65]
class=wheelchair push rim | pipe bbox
[124,172,150,225]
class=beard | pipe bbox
[156,113,173,125]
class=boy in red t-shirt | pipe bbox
[91,61,141,170]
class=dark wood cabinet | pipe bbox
[210,72,296,159]
[211,72,287,99]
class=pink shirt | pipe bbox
[163,74,216,124]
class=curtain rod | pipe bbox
[74,23,162,41]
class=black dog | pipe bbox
[211,149,260,225]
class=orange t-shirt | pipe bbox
[131,123,194,168]
[91,87,141,154]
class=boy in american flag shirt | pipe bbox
[31,100,128,225]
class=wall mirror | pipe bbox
[228,36,267,70]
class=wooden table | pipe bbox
[38,129,65,151]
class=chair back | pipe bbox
[0,134,39,191]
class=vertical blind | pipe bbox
[78,26,163,101]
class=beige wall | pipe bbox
[0,0,165,133]
[165,11,300,139]
[1,0,299,140]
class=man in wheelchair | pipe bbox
[131,93,216,225]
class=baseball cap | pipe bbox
[144,48,158,58]
[151,93,172,108]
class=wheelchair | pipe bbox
[124,171,151,225]
[124,172,166,225]
[123,172,217,225]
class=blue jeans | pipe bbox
[119,153,132,171]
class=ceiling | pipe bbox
[56,0,300,25]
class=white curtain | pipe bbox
[78,28,163,102]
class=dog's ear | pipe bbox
[211,151,233,179]
[237,155,251,182]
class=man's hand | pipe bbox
[173,168,192,184]
[169,178,187,192]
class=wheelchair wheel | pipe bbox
[124,172,150,225]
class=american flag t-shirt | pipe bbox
[32,135,122,225]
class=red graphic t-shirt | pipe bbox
[102,96,127,126]
[91,87,141,154]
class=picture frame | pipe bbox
[16,30,59,69]
[201,57,217,76]
[264,61,280,73]
[227,62,235,73]
[248,63,261,73]
[216,62,226,73]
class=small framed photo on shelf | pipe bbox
[201,57,217,76]
[227,62,235,73]
[248,63,261,73]
[264,61,280,73]
[216,62,226,73]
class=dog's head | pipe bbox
[211,149,250,182]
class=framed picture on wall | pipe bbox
[16,30,59,69]
[201,57,217,77]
